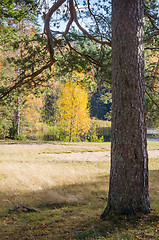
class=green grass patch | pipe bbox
[147,141,159,150]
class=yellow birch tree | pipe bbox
[57,81,91,141]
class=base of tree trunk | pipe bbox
[100,203,152,219]
[100,205,111,219]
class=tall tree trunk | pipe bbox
[101,0,151,217]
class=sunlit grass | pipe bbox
[0,142,110,211]
[0,141,158,239]
[147,141,159,150]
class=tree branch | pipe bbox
[1,0,158,104]
[69,0,111,46]
[44,0,67,62]
[87,0,102,38]
[0,62,52,100]
[150,58,159,89]
[65,37,111,84]
[146,12,159,32]
[65,17,74,33]
[146,90,159,109]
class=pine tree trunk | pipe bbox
[101,0,151,217]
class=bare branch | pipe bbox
[0,62,52,100]
[151,58,159,88]
[146,90,159,109]
[44,0,67,62]
[69,0,111,46]
[65,17,74,33]
[87,0,102,38]
[146,13,159,32]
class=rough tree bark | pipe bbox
[101,0,151,217]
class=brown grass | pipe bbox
[0,141,158,240]
[0,142,110,210]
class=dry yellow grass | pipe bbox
[0,142,110,210]
[0,142,158,203]
[0,161,108,191]
[0,142,158,240]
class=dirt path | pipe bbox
[43,151,110,162]
[42,149,159,162]
[148,150,159,159]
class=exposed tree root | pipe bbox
[100,204,111,219]
[8,205,41,214]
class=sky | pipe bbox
[38,0,111,33]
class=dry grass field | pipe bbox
[0,141,158,239]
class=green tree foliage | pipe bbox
[0,0,53,101]
[90,82,111,120]
[0,0,37,20]
[144,0,159,127]
[0,0,51,138]
[42,91,59,124]
[145,54,159,127]
[0,0,38,47]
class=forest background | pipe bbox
[0,0,158,142]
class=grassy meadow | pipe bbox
[0,141,158,239]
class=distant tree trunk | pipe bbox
[69,119,73,142]
[16,95,20,135]
[101,0,151,217]
[13,96,20,137]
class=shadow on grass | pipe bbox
[0,171,159,239]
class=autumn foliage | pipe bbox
[57,81,91,141]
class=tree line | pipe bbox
[0,1,158,140]
[0,68,111,141]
